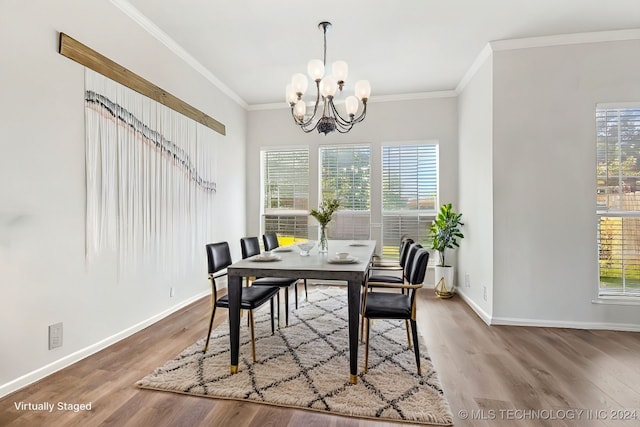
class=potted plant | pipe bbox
[429,203,464,298]
[310,197,340,253]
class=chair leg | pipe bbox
[270,298,275,335]
[304,279,308,300]
[410,319,421,375]
[294,281,299,309]
[204,303,217,353]
[276,292,281,328]
[284,286,289,326]
[364,318,371,373]
[405,319,412,348]
[249,310,256,362]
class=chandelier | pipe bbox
[286,21,371,135]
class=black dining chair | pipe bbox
[361,247,430,374]
[241,237,299,326]
[262,232,309,304]
[370,234,413,270]
[361,241,421,342]
[203,242,279,362]
[368,237,415,283]
[262,232,280,252]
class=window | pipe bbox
[596,104,640,298]
[319,146,371,240]
[382,144,438,257]
[261,148,309,244]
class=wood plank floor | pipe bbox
[1,284,639,426]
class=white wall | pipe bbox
[246,97,459,259]
[457,58,494,319]
[491,40,640,329]
[0,0,246,395]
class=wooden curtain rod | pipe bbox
[58,32,226,136]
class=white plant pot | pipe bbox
[434,265,455,298]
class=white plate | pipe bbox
[327,256,359,264]
[273,248,293,253]
[348,242,368,247]
[251,254,282,262]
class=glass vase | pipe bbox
[319,225,328,253]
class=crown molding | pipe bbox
[110,3,640,111]
[110,0,248,109]
[455,43,493,94]
[370,90,458,102]
[490,28,640,52]
[455,28,640,95]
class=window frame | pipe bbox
[596,103,640,299]
[318,144,372,240]
[260,147,310,243]
[381,143,439,258]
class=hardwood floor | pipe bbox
[1,285,639,427]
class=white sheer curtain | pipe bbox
[84,70,217,277]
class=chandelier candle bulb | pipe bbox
[345,96,358,116]
[286,84,297,105]
[320,76,338,98]
[354,80,371,101]
[286,21,370,135]
[307,59,325,81]
[332,60,348,88]
[291,73,308,97]
[294,101,306,119]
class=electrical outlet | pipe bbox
[48,323,63,350]
[464,273,470,288]
[170,287,175,298]
[483,285,487,301]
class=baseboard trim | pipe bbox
[0,290,209,399]
[455,291,640,332]
[455,290,493,325]
[491,316,640,332]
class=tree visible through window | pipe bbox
[596,104,640,297]
[319,146,371,240]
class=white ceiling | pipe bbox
[119,0,640,107]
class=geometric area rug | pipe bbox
[137,286,453,425]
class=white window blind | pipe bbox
[261,148,310,242]
[596,105,640,298]
[382,144,438,258]
[319,146,371,240]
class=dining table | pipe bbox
[226,239,376,384]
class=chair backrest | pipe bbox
[399,237,415,267]
[240,237,261,259]
[205,242,233,275]
[403,243,422,280]
[407,248,430,285]
[262,233,280,251]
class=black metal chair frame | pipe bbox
[242,236,299,326]
[361,247,430,375]
[262,233,309,304]
[204,242,279,362]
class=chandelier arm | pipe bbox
[335,116,353,133]
[300,122,319,133]
[332,112,353,133]
[327,100,355,127]
[295,82,323,128]
[291,109,320,133]
[351,102,368,123]
[336,126,353,134]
